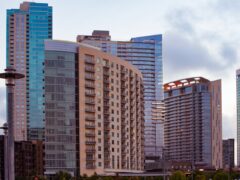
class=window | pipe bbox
[98,154,101,159]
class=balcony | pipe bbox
[85,124,95,129]
[104,63,110,68]
[104,157,110,161]
[85,133,95,137]
[85,66,95,72]
[103,95,110,100]
[121,77,127,81]
[104,102,109,107]
[86,149,96,153]
[85,83,95,89]
[103,79,109,84]
[104,87,110,92]
[85,100,95,105]
[103,110,109,115]
[86,157,96,161]
[86,164,96,169]
[85,116,95,121]
[103,71,110,76]
[85,91,95,97]
[121,100,127,104]
[85,108,95,113]
[85,140,96,145]
[85,58,95,64]
[104,126,110,131]
[85,75,95,81]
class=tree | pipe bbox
[53,171,73,180]
[195,174,206,180]
[213,171,228,180]
[170,171,186,180]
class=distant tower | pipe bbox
[164,77,222,169]
[6,2,52,140]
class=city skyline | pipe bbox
[0,1,239,178]
[0,0,238,141]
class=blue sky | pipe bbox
[0,0,239,140]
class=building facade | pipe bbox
[237,69,240,166]
[0,135,43,178]
[222,139,234,169]
[164,77,222,169]
[7,2,52,141]
[77,30,163,166]
[0,136,4,180]
[44,40,144,176]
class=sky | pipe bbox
[0,0,239,140]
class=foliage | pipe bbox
[231,171,240,179]
[213,171,228,180]
[170,171,186,180]
[195,174,206,180]
[53,171,73,180]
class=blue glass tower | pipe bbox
[7,2,52,140]
[77,31,163,166]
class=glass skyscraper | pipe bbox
[77,30,163,166]
[6,2,52,140]
[236,69,240,166]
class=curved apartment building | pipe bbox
[44,40,144,176]
[164,77,222,170]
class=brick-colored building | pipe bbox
[44,40,145,176]
[164,77,222,169]
[0,136,43,178]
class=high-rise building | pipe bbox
[237,69,240,166]
[0,135,44,178]
[164,77,222,169]
[222,139,234,169]
[77,30,163,166]
[6,2,52,141]
[44,40,144,176]
[0,136,4,180]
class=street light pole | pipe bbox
[0,123,8,180]
[0,67,24,180]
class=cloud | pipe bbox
[222,114,236,139]
[220,43,238,65]
[214,0,240,15]
[163,31,222,77]
[166,8,196,35]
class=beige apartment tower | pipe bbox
[164,77,222,170]
[44,40,144,176]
